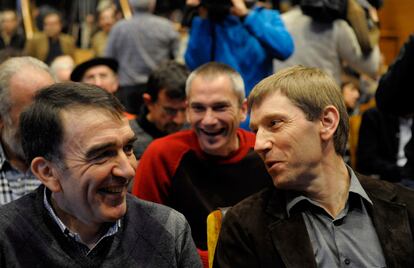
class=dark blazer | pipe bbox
[0,32,25,50]
[376,34,414,116]
[213,174,414,268]
[356,107,403,181]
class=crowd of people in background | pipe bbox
[1,0,414,267]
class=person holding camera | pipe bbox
[184,0,294,97]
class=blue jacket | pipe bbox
[185,6,294,95]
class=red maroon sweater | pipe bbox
[132,129,272,250]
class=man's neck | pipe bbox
[51,195,104,248]
[141,113,167,138]
[303,155,350,218]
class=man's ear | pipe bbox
[142,93,152,106]
[185,99,191,123]
[113,75,119,92]
[31,157,62,193]
[240,99,248,122]
[320,105,340,141]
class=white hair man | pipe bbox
[0,56,55,205]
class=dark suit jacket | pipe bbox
[213,174,414,268]
[356,107,402,181]
[0,32,25,50]
[24,32,75,62]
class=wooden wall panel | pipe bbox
[378,0,414,65]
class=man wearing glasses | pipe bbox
[129,60,189,160]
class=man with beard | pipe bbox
[129,60,189,160]
[132,62,272,265]
[0,56,55,205]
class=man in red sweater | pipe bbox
[132,62,271,266]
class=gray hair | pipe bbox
[129,0,155,12]
[0,56,54,121]
[185,62,245,106]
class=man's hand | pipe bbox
[230,0,249,17]
[186,0,201,7]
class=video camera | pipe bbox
[201,0,232,19]
[201,0,257,20]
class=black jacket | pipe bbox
[356,107,414,181]
[214,174,414,268]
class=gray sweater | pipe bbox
[0,185,202,267]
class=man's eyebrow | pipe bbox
[212,101,230,106]
[85,136,137,159]
[190,101,230,106]
[128,136,138,144]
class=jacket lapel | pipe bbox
[265,190,317,268]
[371,194,414,267]
[360,174,414,267]
[39,34,48,62]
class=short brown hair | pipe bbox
[248,65,349,155]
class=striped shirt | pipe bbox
[0,143,41,205]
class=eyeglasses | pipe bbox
[162,106,186,116]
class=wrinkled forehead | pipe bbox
[84,65,115,76]
[60,106,123,128]
[59,106,128,144]
[250,89,285,110]
[189,75,239,101]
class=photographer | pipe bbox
[184,0,294,96]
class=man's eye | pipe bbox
[213,105,228,112]
[270,119,282,128]
[191,105,205,112]
[124,144,134,155]
[163,107,178,116]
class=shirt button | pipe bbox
[344,258,351,265]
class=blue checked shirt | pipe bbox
[0,143,41,205]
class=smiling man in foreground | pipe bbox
[132,62,271,265]
[0,82,201,267]
[213,66,414,268]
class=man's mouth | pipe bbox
[199,128,225,136]
[265,160,282,170]
[98,185,126,194]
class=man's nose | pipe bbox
[173,110,186,125]
[254,128,272,155]
[201,109,218,125]
[112,151,137,179]
[94,76,103,87]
